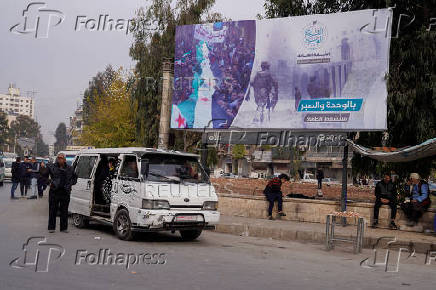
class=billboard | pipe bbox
[171,9,392,130]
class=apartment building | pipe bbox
[0,84,34,120]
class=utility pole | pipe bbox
[158,59,173,150]
[341,144,349,225]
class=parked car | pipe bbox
[302,173,317,183]
[222,173,238,179]
[3,158,14,180]
[322,178,340,184]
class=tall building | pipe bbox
[0,84,35,120]
[67,103,84,146]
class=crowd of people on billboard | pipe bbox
[174,21,256,128]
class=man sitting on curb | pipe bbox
[372,173,398,230]
[264,173,290,220]
[401,173,431,227]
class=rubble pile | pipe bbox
[211,178,375,202]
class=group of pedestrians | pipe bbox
[10,156,50,200]
[10,153,75,233]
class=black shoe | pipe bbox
[48,230,55,233]
[27,196,37,200]
[371,221,378,228]
[278,212,286,217]
[389,222,398,230]
[267,216,274,220]
[60,230,69,233]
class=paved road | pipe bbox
[0,182,435,290]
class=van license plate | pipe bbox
[175,215,203,222]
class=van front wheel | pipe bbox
[72,214,89,228]
[113,209,134,241]
[180,229,202,241]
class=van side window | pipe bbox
[120,156,138,179]
[76,156,98,179]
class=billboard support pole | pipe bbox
[341,143,349,225]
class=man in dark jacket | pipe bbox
[10,157,21,199]
[264,173,290,220]
[316,168,324,190]
[19,157,32,196]
[372,173,398,230]
[37,161,50,197]
[47,153,75,233]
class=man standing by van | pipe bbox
[47,153,75,233]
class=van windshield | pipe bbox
[141,154,209,184]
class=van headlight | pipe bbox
[202,201,218,211]
[142,199,170,210]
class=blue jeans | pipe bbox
[11,182,19,198]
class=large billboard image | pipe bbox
[171,9,392,130]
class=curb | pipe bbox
[215,222,436,254]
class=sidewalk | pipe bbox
[216,215,436,253]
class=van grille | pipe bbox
[170,205,202,209]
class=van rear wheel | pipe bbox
[113,209,134,241]
[72,214,89,228]
[180,229,202,241]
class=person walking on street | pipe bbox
[316,168,324,190]
[264,173,290,220]
[10,157,22,199]
[47,153,75,233]
[28,157,40,199]
[372,173,398,230]
[19,157,32,197]
[38,161,49,197]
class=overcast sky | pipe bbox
[0,0,265,144]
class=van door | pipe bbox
[113,155,141,212]
[70,154,99,216]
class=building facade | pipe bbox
[0,84,34,120]
[212,145,353,181]
[67,104,84,146]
